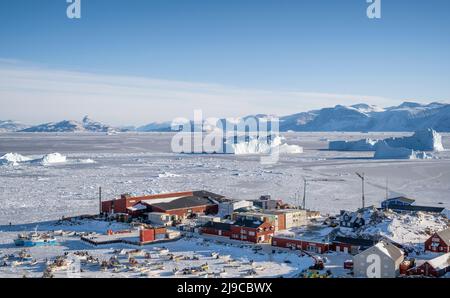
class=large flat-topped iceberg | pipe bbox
[383,129,444,152]
[373,142,434,160]
[329,129,444,152]
[328,138,378,151]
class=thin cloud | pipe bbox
[0,61,400,126]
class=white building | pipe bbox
[353,241,404,278]
[196,215,222,225]
[280,209,307,229]
[218,199,253,218]
[147,212,177,226]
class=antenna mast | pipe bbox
[99,186,102,215]
[385,177,389,200]
[302,178,307,210]
[356,172,365,209]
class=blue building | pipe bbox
[381,197,415,209]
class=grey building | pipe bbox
[353,240,404,278]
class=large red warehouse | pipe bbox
[101,190,221,218]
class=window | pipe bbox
[248,231,255,236]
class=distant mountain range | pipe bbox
[1,102,450,133]
[278,102,450,132]
[0,120,28,132]
[18,116,121,133]
[135,101,450,132]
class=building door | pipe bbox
[218,230,222,236]
[336,246,340,252]
[343,247,349,254]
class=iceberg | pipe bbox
[0,152,92,166]
[33,153,67,165]
[373,142,434,160]
[329,129,444,152]
[383,129,444,152]
[328,139,378,151]
[158,172,181,178]
[0,153,32,166]
[228,135,303,155]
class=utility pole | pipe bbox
[385,177,389,200]
[302,178,307,210]
[294,191,300,209]
[98,186,102,215]
[356,172,365,209]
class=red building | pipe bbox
[101,190,220,218]
[139,227,167,244]
[331,236,376,254]
[101,191,194,214]
[408,253,450,277]
[149,196,218,218]
[425,228,450,253]
[272,236,331,254]
[229,219,275,244]
[201,219,274,244]
[201,222,233,237]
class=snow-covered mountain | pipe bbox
[20,116,117,133]
[0,120,29,132]
[81,116,115,132]
[137,121,174,132]
[6,101,450,133]
[137,101,450,132]
[278,101,450,132]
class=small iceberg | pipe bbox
[33,153,67,166]
[0,153,32,166]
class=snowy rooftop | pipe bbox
[274,225,335,243]
[416,253,450,270]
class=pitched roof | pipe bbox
[425,253,450,270]
[373,241,404,261]
[148,196,215,211]
[436,228,450,246]
[388,204,445,213]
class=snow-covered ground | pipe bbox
[0,219,313,278]
[0,132,449,224]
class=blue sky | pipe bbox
[0,0,449,125]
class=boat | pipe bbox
[14,230,57,247]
